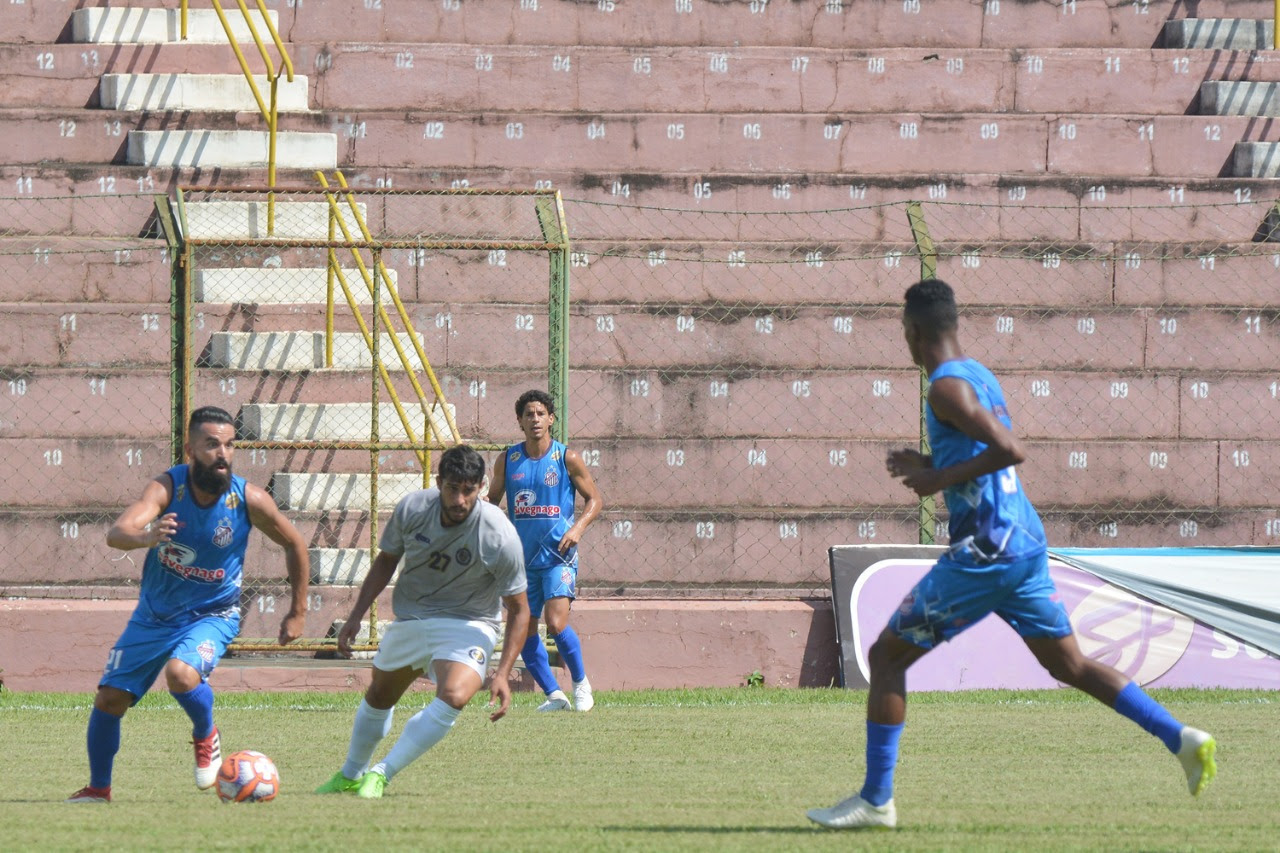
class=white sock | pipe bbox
[341,699,394,779]
[379,698,460,782]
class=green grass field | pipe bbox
[1,687,1275,852]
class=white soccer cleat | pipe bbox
[536,689,572,712]
[807,794,897,830]
[192,727,221,790]
[572,677,594,713]
[1176,726,1217,796]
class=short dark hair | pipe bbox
[515,389,556,418]
[437,444,486,486]
[188,405,235,433]
[903,278,959,334]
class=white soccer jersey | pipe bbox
[379,489,527,631]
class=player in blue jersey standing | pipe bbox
[487,390,604,712]
[807,279,1217,830]
[66,406,310,804]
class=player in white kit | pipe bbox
[316,445,530,798]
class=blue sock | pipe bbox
[552,627,586,683]
[860,720,904,807]
[521,634,559,695]
[1112,681,1183,753]
[87,707,123,789]
[171,682,216,739]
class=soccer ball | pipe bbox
[215,750,280,803]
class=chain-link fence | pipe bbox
[561,190,1280,598]
[3,188,1279,631]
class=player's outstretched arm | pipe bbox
[107,475,176,551]
[488,590,531,721]
[560,448,604,553]
[246,483,310,644]
[336,550,400,658]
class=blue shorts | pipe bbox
[888,552,1071,650]
[526,563,577,619]
[99,611,240,701]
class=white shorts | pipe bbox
[372,617,497,680]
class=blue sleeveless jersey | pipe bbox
[927,358,1047,564]
[502,439,577,571]
[136,465,251,624]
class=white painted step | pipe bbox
[240,402,457,443]
[183,201,365,241]
[1233,142,1280,177]
[195,266,396,303]
[1201,81,1280,117]
[274,473,429,511]
[73,7,279,44]
[128,130,336,170]
[1163,18,1271,50]
[101,74,310,112]
[209,331,425,370]
[310,548,372,586]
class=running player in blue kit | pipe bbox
[807,279,1217,830]
[487,390,604,712]
[66,406,310,804]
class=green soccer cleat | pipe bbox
[1177,727,1217,797]
[314,771,361,794]
[356,770,387,799]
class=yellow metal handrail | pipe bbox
[314,171,464,476]
[180,1,295,235]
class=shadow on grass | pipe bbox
[602,825,833,835]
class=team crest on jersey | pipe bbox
[468,647,486,665]
[212,518,234,548]
[455,547,473,566]
[224,492,240,509]
[543,468,559,486]
[196,640,216,666]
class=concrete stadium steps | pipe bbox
[194,266,399,304]
[0,303,170,368]
[184,300,1280,374]
[0,438,168,508]
[1201,80,1280,116]
[0,43,247,108]
[182,200,368,241]
[2,500,1276,588]
[100,73,311,112]
[206,331,427,371]
[296,45,1253,115]
[127,128,336,170]
[4,107,1268,177]
[238,111,1277,177]
[238,401,457,443]
[1163,16,1275,49]
[0,368,170,438]
[70,6,278,45]
[0,238,169,302]
[3,0,1271,49]
[5,166,1277,246]
[270,472,430,512]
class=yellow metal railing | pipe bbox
[180,1,294,235]
[315,170,464,477]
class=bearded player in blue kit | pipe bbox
[807,279,1217,830]
[487,390,604,712]
[66,406,310,804]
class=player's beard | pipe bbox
[191,457,232,495]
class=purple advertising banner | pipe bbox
[847,558,1280,691]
